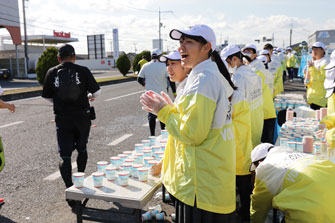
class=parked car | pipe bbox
[0,68,10,79]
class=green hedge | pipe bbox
[116,54,131,76]
[36,47,59,85]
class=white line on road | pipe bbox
[43,162,77,181]
[108,134,133,146]
[104,90,144,102]
[0,121,24,129]
[143,123,149,127]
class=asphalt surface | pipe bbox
[0,81,174,223]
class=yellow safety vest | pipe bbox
[159,59,236,214]
[306,57,329,107]
[232,89,252,175]
[251,147,335,223]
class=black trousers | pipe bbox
[236,175,253,222]
[287,67,295,80]
[148,112,165,136]
[56,116,91,188]
[261,118,276,144]
[310,103,323,110]
[170,195,236,223]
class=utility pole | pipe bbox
[158,9,161,50]
[158,8,173,51]
[272,33,274,45]
[289,24,293,47]
[22,0,29,75]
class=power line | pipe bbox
[0,2,19,11]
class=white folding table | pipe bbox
[65,174,161,223]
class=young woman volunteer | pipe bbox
[243,45,277,144]
[305,42,329,110]
[140,24,236,222]
[221,45,264,148]
[149,50,190,176]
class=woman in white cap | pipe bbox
[243,45,277,145]
[159,50,191,102]
[286,47,297,82]
[305,42,329,110]
[140,24,236,222]
[221,45,264,148]
[149,50,191,176]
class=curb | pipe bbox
[0,76,137,102]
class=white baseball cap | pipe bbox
[242,44,257,52]
[324,50,335,70]
[312,42,326,50]
[286,47,292,51]
[259,49,270,55]
[277,47,283,52]
[257,55,267,63]
[152,48,162,56]
[250,143,274,171]
[159,50,182,63]
[220,45,240,60]
[170,24,216,51]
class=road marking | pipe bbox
[0,121,24,129]
[43,162,77,181]
[143,123,149,127]
[104,90,144,102]
[108,134,133,146]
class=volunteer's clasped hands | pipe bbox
[140,91,171,115]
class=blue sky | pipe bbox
[1,0,334,54]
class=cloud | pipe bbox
[15,0,334,54]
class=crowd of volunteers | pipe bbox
[139,24,335,223]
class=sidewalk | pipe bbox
[0,69,137,101]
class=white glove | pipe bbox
[161,91,173,106]
[140,90,168,115]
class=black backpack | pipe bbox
[55,67,81,102]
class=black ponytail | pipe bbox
[211,50,237,90]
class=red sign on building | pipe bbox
[53,30,71,38]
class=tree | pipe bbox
[36,47,59,85]
[116,53,131,76]
[133,50,151,72]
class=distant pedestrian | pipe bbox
[137,48,168,136]
[286,47,297,82]
[137,55,148,72]
[42,44,101,207]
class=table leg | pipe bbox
[76,201,83,223]
[134,209,142,223]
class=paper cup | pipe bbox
[118,171,130,187]
[134,144,144,153]
[144,157,154,167]
[161,130,169,139]
[141,140,150,147]
[320,108,328,120]
[138,167,149,182]
[92,172,104,188]
[97,161,108,174]
[315,110,320,120]
[105,166,117,181]
[148,136,157,146]
[132,164,143,178]
[110,156,121,169]
[303,136,314,153]
[286,110,294,121]
[72,172,85,188]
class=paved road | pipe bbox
[0,81,173,223]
